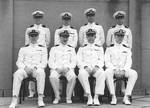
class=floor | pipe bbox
[0,96,150,108]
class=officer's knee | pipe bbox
[49,71,58,80]
[105,68,113,77]
[129,69,138,79]
[13,69,24,78]
[78,68,87,76]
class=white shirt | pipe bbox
[54,25,78,48]
[106,24,132,48]
[79,22,105,46]
[25,24,50,47]
[16,43,48,69]
[105,43,132,71]
[77,44,104,69]
[48,44,76,70]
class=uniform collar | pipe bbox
[34,24,42,28]
[88,22,95,25]
[116,24,125,28]
[114,42,123,48]
[63,25,70,29]
[87,43,95,47]
[29,43,39,47]
[59,43,68,48]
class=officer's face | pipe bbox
[30,35,39,44]
[60,36,69,45]
[34,17,42,25]
[87,35,96,44]
[116,18,124,25]
[86,16,95,23]
[62,19,71,26]
[115,35,124,44]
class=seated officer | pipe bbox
[49,30,76,104]
[77,29,105,106]
[105,29,138,105]
[9,30,47,108]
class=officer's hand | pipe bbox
[92,66,99,74]
[85,67,92,74]
[119,70,125,78]
[56,68,62,74]
[64,67,70,73]
[24,66,33,76]
[114,69,122,78]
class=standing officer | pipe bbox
[77,29,105,106]
[106,11,132,48]
[79,8,105,47]
[105,29,138,105]
[54,12,78,48]
[49,30,76,104]
[9,29,47,108]
[25,10,50,98]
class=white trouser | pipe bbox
[28,81,36,95]
[78,68,105,95]
[105,68,138,96]
[12,68,45,97]
[49,69,76,99]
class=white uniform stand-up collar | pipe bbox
[116,24,125,28]
[63,25,70,29]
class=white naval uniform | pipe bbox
[25,24,50,47]
[48,44,76,99]
[79,22,105,47]
[25,24,50,96]
[54,25,78,48]
[105,44,138,96]
[12,44,47,97]
[106,25,132,48]
[77,44,105,95]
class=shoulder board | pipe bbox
[95,44,100,47]
[125,25,129,28]
[70,26,74,29]
[55,44,59,46]
[58,26,63,29]
[123,44,129,48]
[95,22,99,25]
[83,44,87,47]
[111,25,116,28]
[67,45,73,47]
[84,23,88,26]
[25,44,29,47]
[110,44,114,47]
[38,45,45,47]
[42,25,46,27]
[29,25,34,27]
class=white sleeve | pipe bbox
[45,28,51,47]
[123,49,132,70]
[16,48,25,69]
[37,47,48,69]
[95,47,104,68]
[99,26,105,46]
[54,29,60,46]
[71,29,78,48]
[69,48,77,69]
[105,48,115,69]
[106,29,112,47]
[79,27,84,47]
[128,29,132,48]
[48,47,57,69]
[25,28,30,45]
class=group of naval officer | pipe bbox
[9,8,138,108]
